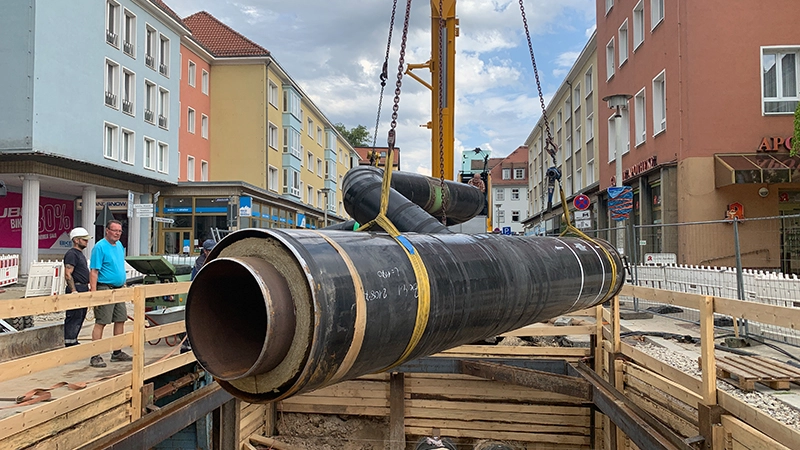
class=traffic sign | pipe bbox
[153,217,174,224]
[502,227,512,235]
[573,194,590,211]
[574,210,591,220]
[134,203,154,218]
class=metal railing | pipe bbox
[106,30,118,46]
[104,91,117,108]
[145,54,155,68]
[122,99,133,114]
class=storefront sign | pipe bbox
[610,156,658,185]
[0,192,74,249]
[757,136,793,152]
[644,253,677,265]
[239,196,252,218]
[725,202,744,220]
[76,198,129,210]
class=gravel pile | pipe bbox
[634,342,800,431]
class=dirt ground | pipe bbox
[272,413,390,450]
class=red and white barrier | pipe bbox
[0,254,20,287]
[24,260,65,297]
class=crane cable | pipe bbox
[518,0,619,298]
[436,0,448,226]
[369,0,399,166]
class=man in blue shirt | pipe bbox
[88,220,131,368]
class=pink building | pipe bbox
[178,36,212,181]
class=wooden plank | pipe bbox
[624,388,699,437]
[405,399,589,416]
[144,321,186,341]
[501,324,596,337]
[142,351,196,379]
[405,407,590,427]
[716,359,770,380]
[249,435,306,450]
[24,403,130,450]
[277,403,389,417]
[0,333,131,383]
[302,380,389,399]
[722,357,791,381]
[613,296,621,353]
[0,389,130,450]
[405,417,589,434]
[143,282,190,298]
[0,289,133,319]
[619,342,703,395]
[280,395,389,408]
[239,419,264,447]
[404,379,583,404]
[700,295,717,406]
[436,345,590,357]
[720,415,792,450]
[620,285,699,310]
[623,362,703,409]
[0,374,132,440]
[404,425,590,446]
[718,390,800,450]
[389,373,404,450]
[131,286,146,421]
[624,374,699,425]
[714,296,800,332]
[753,356,800,378]
[595,305,604,373]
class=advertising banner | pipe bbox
[0,192,74,249]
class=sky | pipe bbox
[166,0,597,176]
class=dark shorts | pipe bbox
[94,284,127,325]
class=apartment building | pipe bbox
[490,146,528,234]
[523,33,599,236]
[0,0,189,272]
[179,36,212,182]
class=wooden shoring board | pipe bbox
[500,324,596,337]
[404,399,590,417]
[23,403,130,450]
[404,417,590,435]
[404,406,589,429]
[403,375,585,404]
[293,380,390,399]
[622,361,703,410]
[720,415,792,450]
[622,386,699,438]
[405,424,590,447]
[277,402,390,417]
[435,345,590,359]
[623,375,699,427]
[279,395,389,409]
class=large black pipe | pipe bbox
[186,228,624,403]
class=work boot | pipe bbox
[110,351,133,362]
[90,355,107,368]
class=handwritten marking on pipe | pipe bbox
[376,267,401,278]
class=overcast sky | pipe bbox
[167,0,597,176]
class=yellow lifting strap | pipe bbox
[357,147,432,370]
[557,186,620,303]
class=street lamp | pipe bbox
[321,187,331,228]
[603,94,632,253]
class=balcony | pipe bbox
[123,41,134,56]
[104,91,117,108]
[159,63,168,76]
[144,109,154,123]
[158,114,167,128]
[145,54,155,69]
[122,99,133,114]
[106,30,118,47]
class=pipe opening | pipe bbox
[187,257,293,380]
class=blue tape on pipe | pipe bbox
[395,235,415,254]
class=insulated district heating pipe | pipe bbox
[186,227,624,403]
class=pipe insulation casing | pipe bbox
[186,228,624,403]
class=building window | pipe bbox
[187,155,195,181]
[511,188,520,200]
[145,25,157,69]
[188,61,196,87]
[158,34,169,76]
[201,70,209,94]
[122,9,136,56]
[144,80,156,123]
[268,122,278,148]
[652,70,666,134]
[605,0,613,14]
[619,20,629,66]
[268,165,278,191]
[307,151,314,171]
[608,115,617,163]
[187,108,195,133]
[496,189,504,201]
[122,69,134,115]
[606,38,615,80]
[283,168,301,197]
[201,160,208,181]
[269,81,278,107]
[307,119,314,137]
[502,168,511,180]
[633,1,645,50]
[283,127,301,158]
[201,114,208,139]
[634,88,646,145]
[317,126,323,145]
[121,129,134,164]
[158,88,169,129]
[307,185,314,205]
[104,123,118,160]
[144,137,155,170]
[651,0,665,30]
[762,48,799,114]
[514,168,524,179]
[157,142,168,173]
[316,158,323,177]
[512,211,520,222]
[106,1,120,47]
[105,59,119,109]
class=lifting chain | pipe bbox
[387,0,412,154]
[370,0,399,166]
[437,0,448,226]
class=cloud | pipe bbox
[167,0,596,172]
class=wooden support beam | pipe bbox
[459,360,592,400]
[131,286,146,421]
[389,373,405,450]
[595,305,603,373]
[613,296,621,353]
[699,296,717,407]
[212,397,240,450]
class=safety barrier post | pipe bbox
[131,286,146,421]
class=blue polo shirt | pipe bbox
[90,239,126,287]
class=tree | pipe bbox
[334,123,370,147]
[793,101,800,157]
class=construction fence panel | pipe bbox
[0,255,19,287]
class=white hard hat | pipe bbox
[69,227,92,240]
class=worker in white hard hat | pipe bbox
[63,227,92,346]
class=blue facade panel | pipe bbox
[0,0,35,150]
[281,113,300,130]
[24,0,182,183]
[281,153,301,171]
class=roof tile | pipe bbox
[183,11,270,58]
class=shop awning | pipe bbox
[714,153,800,187]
